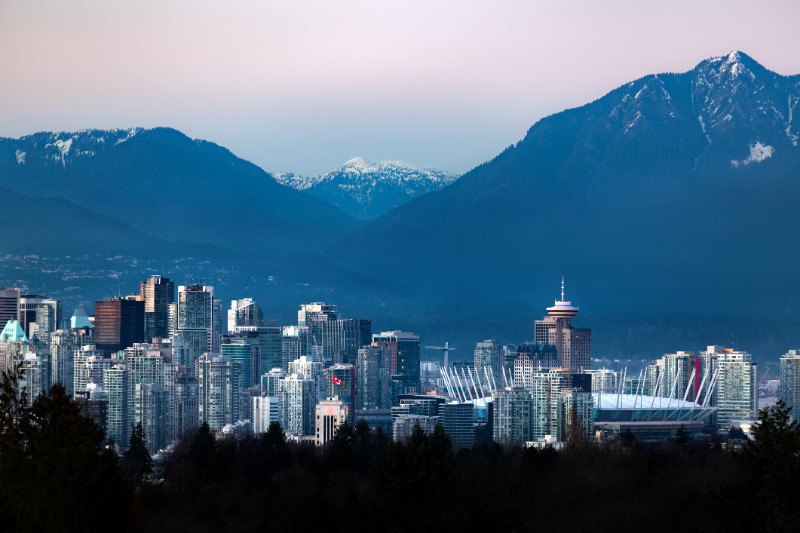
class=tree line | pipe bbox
[2,364,799,532]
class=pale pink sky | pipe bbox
[2,0,799,175]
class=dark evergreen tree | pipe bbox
[123,422,153,485]
[190,421,215,473]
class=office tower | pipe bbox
[141,275,174,341]
[33,298,61,346]
[289,355,323,403]
[18,294,46,339]
[133,383,169,454]
[211,299,222,352]
[168,334,190,368]
[325,364,355,417]
[372,331,421,400]
[104,363,130,448]
[20,352,49,405]
[76,384,109,435]
[174,375,199,440]
[281,326,308,371]
[530,368,569,440]
[173,285,214,368]
[557,388,594,442]
[438,401,475,448]
[780,350,800,421]
[356,345,392,411]
[319,318,372,366]
[713,348,758,430]
[223,326,282,377]
[515,343,558,369]
[253,395,280,434]
[315,397,348,445]
[73,345,110,394]
[221,339,260,390]
[280,373,315,436]
[94,297,144,354]
[227,298,263,333]
[0,320,29,374]
[0,288,21,328]
[493,386,534,446]
[298,302,339,362]
[125,343,177,442]
[474,340,502,385]
[196,353,242,431]
[514,353,535,389]
[534,278,591,372]
[49,329,74,394]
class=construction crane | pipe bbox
[425,342,456,369]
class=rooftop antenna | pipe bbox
[561,276,565,301]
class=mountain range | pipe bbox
[1,51,798,361]
[273,158,459,220]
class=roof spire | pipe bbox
[561,276,565,302]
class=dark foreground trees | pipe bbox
[4,361,800,532]
[0,366,130,532]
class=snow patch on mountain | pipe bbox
[730,142,774,168]
[15,150,26,165]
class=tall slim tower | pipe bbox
[141,275,174,341]
[534,278,591,372]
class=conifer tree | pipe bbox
[123,422,153,485]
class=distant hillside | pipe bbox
[273,157,458,219]
[0,128,358,255]
[329,52,800,359]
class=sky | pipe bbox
[2,0,800,176]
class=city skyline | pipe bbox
[3,1,800,175]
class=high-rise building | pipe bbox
[0,288,21,329]
[221,339,260,390]
[94,297,144,354]
[493,386,534,446]
[252,394,280,434]
[289,355,324,403]
[196,353,242,431]
[103,363,130,448]
[713,348,757,430]
[315,397,349,445]
[298,302,339,363]
[133,383,170,454]
[173,285,214,369]
[50,329,74,394]
[325,364,355,417]
[227,298,264,333]
[372,331,421,400]
[438,401,475,448]
[174,374,199,440]
[320,318,372,366]
[779,350,800,421]
[76,384,109,436]
[558,388,594,442]
[530,368,569,440]
[125,342,177,443]
[20,351,49,405]
[280,373,315,436]
[281,326,308,371]
[73,345,110,394]
[391,396,443,441]
[261,368,286,395]
[534,279,591,372]
[356,345,391,411]
[141,275,174,341]
[474,340,502,385]
[0,320,29,374]
[19,294,46,339]
[33,298,61,346]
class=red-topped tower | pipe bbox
[534,278,591,372]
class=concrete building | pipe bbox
[493,386,534,446]
[315,397,349,445]
[253,394,280,434]
[73,345,110,394]
[103,363,130,448]
[174,374,199,441]
[133,383,169,455]
[196,353,242,431]
[534,278,591,372]
[0,288,20,329]
[713,348,758,430]
[49,329,74,394]
[780,349,800,421]
[280,373,315,436]
[20,351,49,405]
[438,401,475,448]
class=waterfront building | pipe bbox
[533,279,591,372]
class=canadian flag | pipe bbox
[331,376,343,385]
